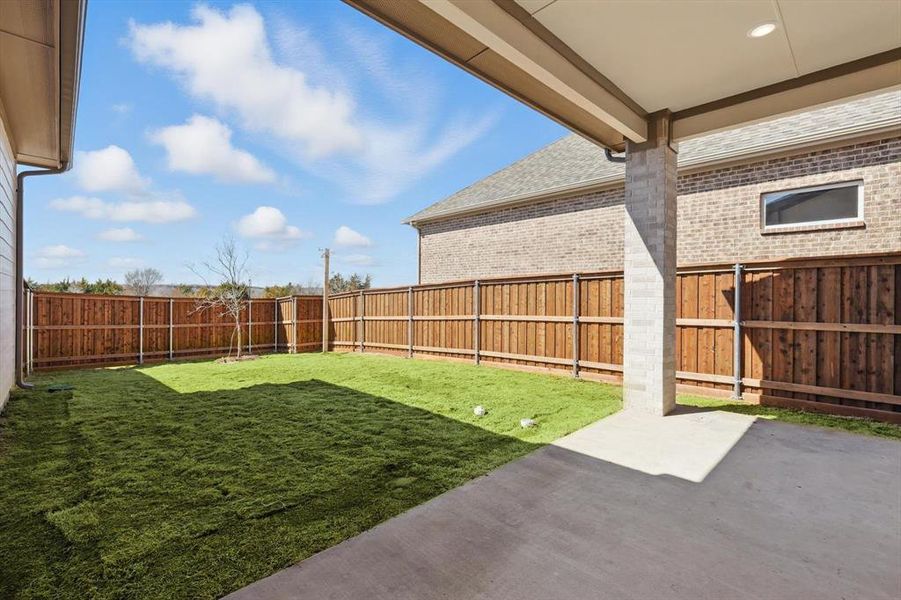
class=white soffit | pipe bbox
[0,0,60,167]
[779,0,901,74]
[518,0,901,113]
[346,0,899,147]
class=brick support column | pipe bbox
[623,111,678,416]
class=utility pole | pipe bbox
[322,248,330,352]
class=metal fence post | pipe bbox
[138,296,144,365]
[322,249,330,352]
[732,263,743,399]
[351,292,357,350]
[473,280,480,365]
[359,290,365,353]
[292,296,297,354]
[23,289,27,375]
[27,289,34,375]
[168,298,174,361]
[25,288,29,375]
[407,286,414,358]
[572,274,580,378]
[247,299,253,354]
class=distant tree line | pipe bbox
[28,268,163,296]
[261,273,371,297]
[262,279,322,298]
[328,273,372,294]
[28,270,374,297]
[26,277,124,295]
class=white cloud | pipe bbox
[108,257,144,269]
[34,245,86,269]
[129,5,361,158]
[151,115,276,183]
[236,206,301,238]
[74,145,150,193]
[338,114,495,204]
[128,5,495,203]
[339,253,376,267]
[333,225,371,248]
[236,206,308,251]
[66,146,197,225]
[320,24,498,203]
[98,227,143,242]
[37,245,85,258]
[50,195,197,223]
[112,103,132,115]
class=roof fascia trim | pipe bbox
[57,0,87,166]
[405,176,624,225]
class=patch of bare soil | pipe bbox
[215,355,260,364]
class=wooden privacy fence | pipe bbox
[22,293,322,370]
[22,253,901,423]
[328,253,900,423]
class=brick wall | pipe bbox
[676,137,900,264]
[418,137,901,283]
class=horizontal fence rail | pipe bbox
[23,252,901,423]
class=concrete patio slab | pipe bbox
[226,413,901,600]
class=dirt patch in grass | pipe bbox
[215,354,260,364]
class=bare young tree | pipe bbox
[125,268,163,296]
[189,237,250,359]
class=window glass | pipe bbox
[763,182,861,228]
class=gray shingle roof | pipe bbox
[407,91,901,224]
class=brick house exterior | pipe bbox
[409,94,901,284]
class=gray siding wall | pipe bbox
[0,111,15,409]
[418,137,901,283]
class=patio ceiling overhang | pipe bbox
[344,0,901,151]
[0,0,86,168]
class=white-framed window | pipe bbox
[761,180,863,231]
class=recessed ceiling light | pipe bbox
[748,22,777,38]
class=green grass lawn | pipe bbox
[2,353,897,599]
[678,394,901,440]
[0,353,619,599]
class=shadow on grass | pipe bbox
[0,370,540,600]
[3,361,897,600]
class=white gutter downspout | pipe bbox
[14,0,85,388]
[15,163,71,388]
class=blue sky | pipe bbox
[25,1,565,287]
